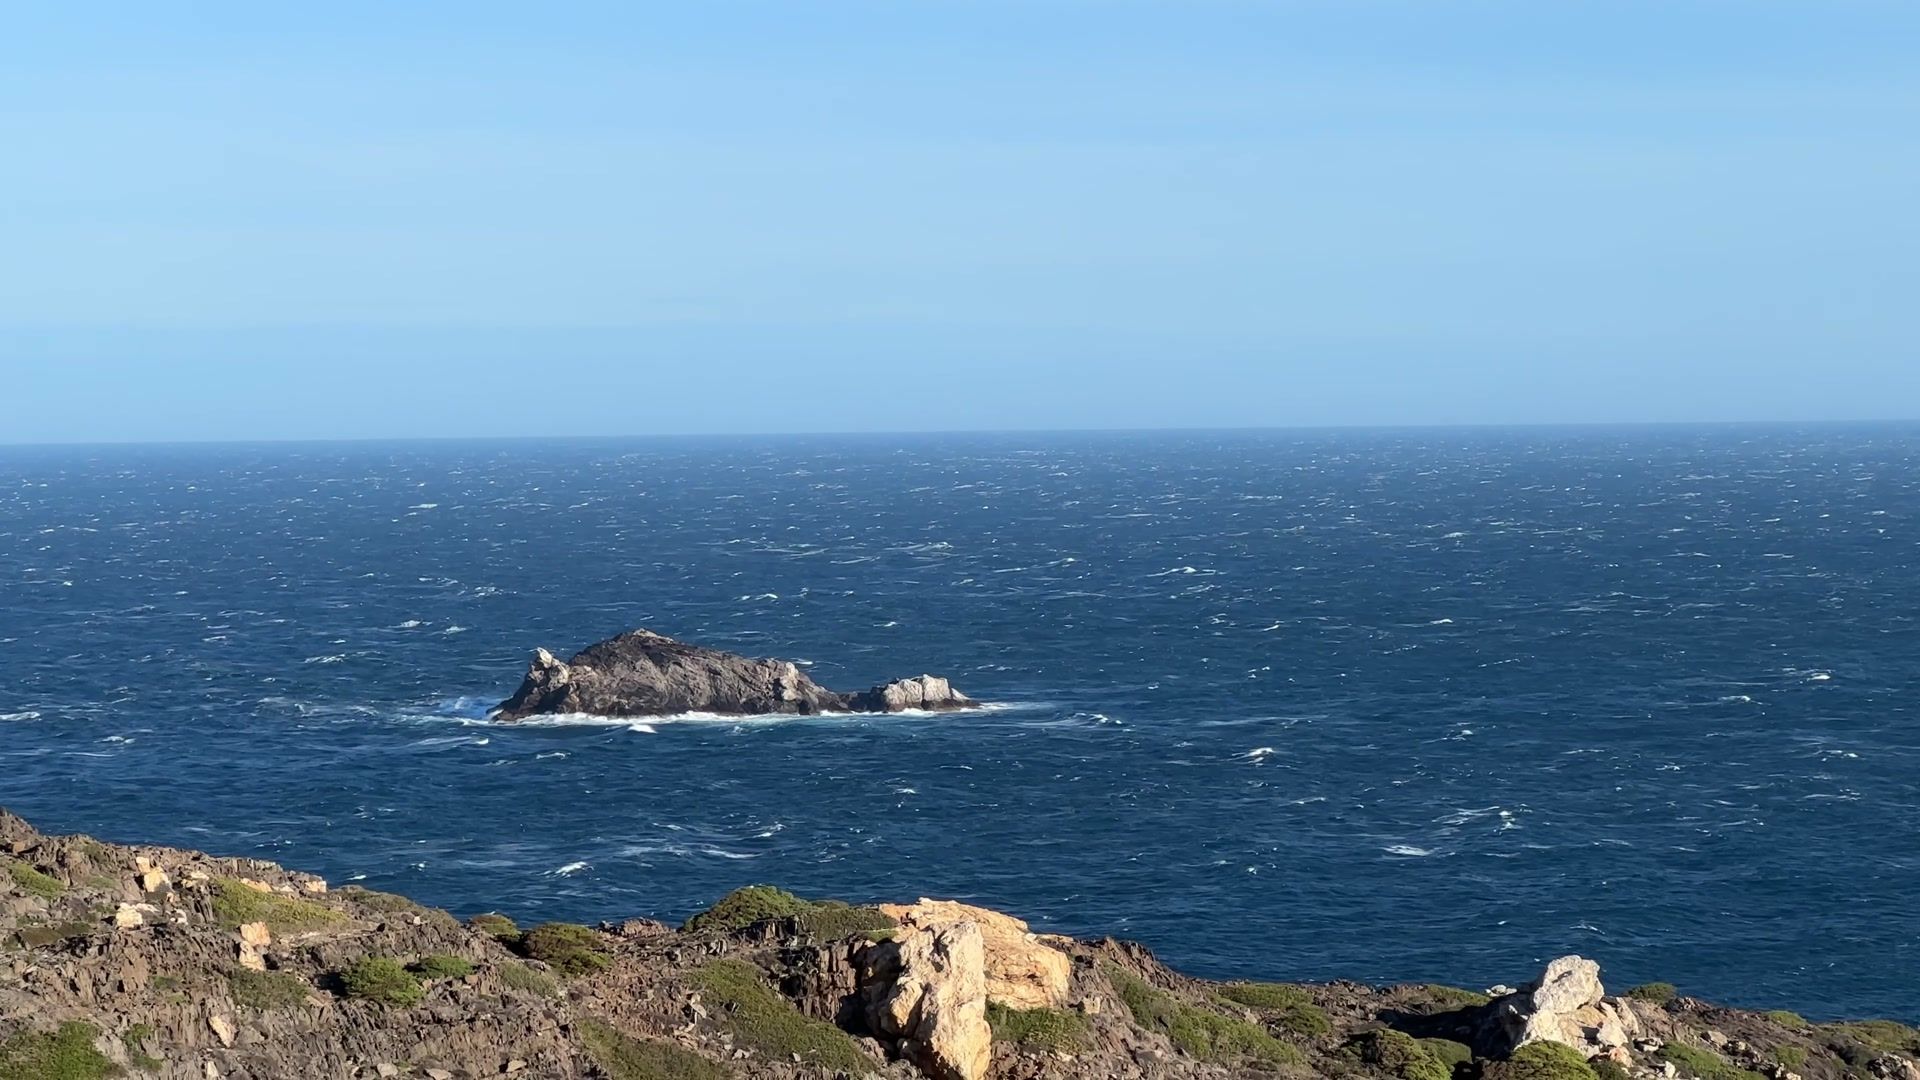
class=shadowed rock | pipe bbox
[490,628,979,721]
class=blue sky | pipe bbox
[3,1,1916,442]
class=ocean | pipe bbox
[2,427,1915,1020]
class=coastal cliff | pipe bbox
[491,630,977,721]
[3,809,1915,1080]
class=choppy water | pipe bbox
[3,428,1916,1020]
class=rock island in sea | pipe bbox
[490,629,979,722]
[4,808,1915,1080]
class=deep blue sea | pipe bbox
[3,428,1916,1021]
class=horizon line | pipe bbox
[5,415,1920,451]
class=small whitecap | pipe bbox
[1240,747,1277,760]
[1383,844,1436,857]
[548,861,590,877]
[442,626,467,635]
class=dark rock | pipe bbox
[490,629,981,721]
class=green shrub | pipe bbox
[1421,985,1493,1009]
[1214,982,1331,1038]
[5,860,65,900]
[409,955,475,981]
[1765,1010,1809,1030]
[793,901,895,939]
[336,886,419,913]
[683,886,811,932]
[986,1002,1091,1053]
[1659,1042,1767,1080]
[14,921,92,949]
[123,1022,161,1071]
[1485,1041,1599,1080]
[690,959,870,1071]
[1824,1020,1920,1054]
[579,1019,725,1080]
[469,913,520,944]
[1625,982,1678,1006]
[500,961,559,997]
[520,923,611,977]
[1420,1038,1474,1069]
[1344,1028,1452,1080]
[0,1021,118,1080]
[1592,1059,1630,1080]
[340,957,424,1007]
[681,886,896,941]
[1105,964,1303,1066]
[210,879,344,934]
[1774,1046,1807,1069]
[228,969,311,1010]
[1218,982,1313,1009]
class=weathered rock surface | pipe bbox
[491,629,980,721]
[877,899,1072,1010]
[2,806,1910,1080]
[1488,954,1643,1058]
[864,923,993,1080]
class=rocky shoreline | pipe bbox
[3,808,1915,1080]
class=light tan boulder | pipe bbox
[1491,955,1642,1057]
[878,899,1071,1009]
[866,922,992,1080]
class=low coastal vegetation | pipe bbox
[1343,1027,1453,1080]
[1214,981,1333,1039]
[3,860,64,901]
[409,954,475,981]
[339,956,426,1007]
[689,958,872,1071]
[1106,962,1305,1066]
[1626,981,1679,1005]
[579,1018,726,1080]
[518,922,612,976]
[1484,1041,1600,1080]
[0,1021,116,1080]
[985,1001,1091,1053]
[498,959,560,996]
[1657,1041,1766,1080]
[468,912,519,944]
[228,968,312,1010]
[210,878,344,934]
[681,884,896,940]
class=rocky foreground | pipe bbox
[491,630,978,721]
[3,809,1916,1080]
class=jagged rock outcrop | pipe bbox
[878,899,1072,1010]
[1487,954,1642,1058]
[863,922,993,1080]
[491,629,980,720]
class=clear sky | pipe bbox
[3,1,1917,442]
